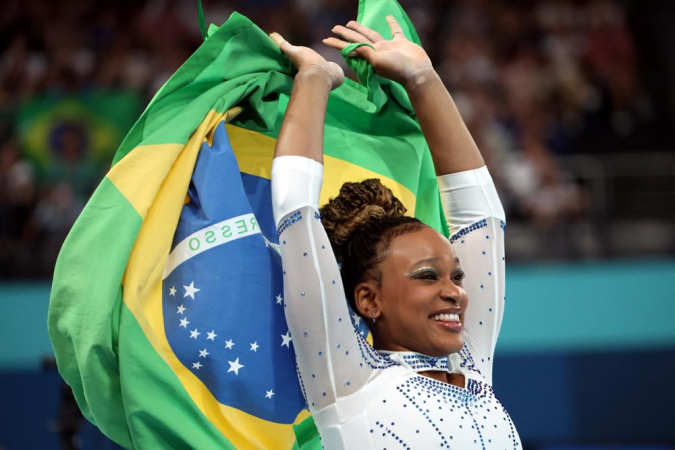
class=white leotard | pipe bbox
[272,156,521,450]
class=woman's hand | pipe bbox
[323,16,433,88]
[270,32,344,91]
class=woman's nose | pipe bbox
[440,281,464,305]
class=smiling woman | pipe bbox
[269,15,519,449]
[319,181,467,361]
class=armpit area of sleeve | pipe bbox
[271,156,324,227]
[437,166,506,223]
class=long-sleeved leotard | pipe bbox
[272,156,520,450]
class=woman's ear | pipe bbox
[353,280,380,319]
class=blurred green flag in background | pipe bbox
[15,92,141,195]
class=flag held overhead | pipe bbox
[49,1,446,449]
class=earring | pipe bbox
[371,312,376,323]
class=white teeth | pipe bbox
[431,313,460,322]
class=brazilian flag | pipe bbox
[15,91,141,172]
[48,0,448,448]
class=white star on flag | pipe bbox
[351,312,361,326]
[199,348,209,358]
[190,328,201,339]
[227,357,244,375]
[262,236,282,255]
[250,342,260,352]
[177,304,186,314]
[206,330,217,341]
[281,331,292,348]
[224,339,235,349]
[169,286,177,296]
[183,281,200,299]
[179,318,189,328]
[265,389,275,399]
[276,294,283,305]
[192,361,202,370]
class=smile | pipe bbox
[429,312,463,331]
[431,313,460,322]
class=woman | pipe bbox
[270,16,521,449]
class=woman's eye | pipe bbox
[452,270,466,282]
[415,271,438,280]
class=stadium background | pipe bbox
[1,0,674,448]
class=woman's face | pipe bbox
[359,227,467,357]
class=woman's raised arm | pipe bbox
[269,33,343,228]
[270,33,343,164]
[269,35,378,414]
[324,19,506,383]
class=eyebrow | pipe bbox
[410,256,461,268]
[411,257,440,267]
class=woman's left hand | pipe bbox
[323,16,433,88]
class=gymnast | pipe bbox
[269,15,521,449]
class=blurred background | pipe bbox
[0,0,674,448]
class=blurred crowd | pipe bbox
[429,0,638,225]
[0,0,666,278]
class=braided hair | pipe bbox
[319,179,426,314]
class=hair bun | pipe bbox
[320,178,407,250]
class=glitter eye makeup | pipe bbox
[405,267,437,279]
[405,265,464,283]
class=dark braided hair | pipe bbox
[319,179,426,314]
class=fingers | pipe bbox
[386,15,405,40]
[322,37,349,51]
[332,24,373,44]
[269,32,294,55]
[354,44,375,59]
[269,32,285,48]
[322,37,374,59]
[345,20,385,43]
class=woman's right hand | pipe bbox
[270,32,344,91]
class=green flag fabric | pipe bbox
[48,1,447,448]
